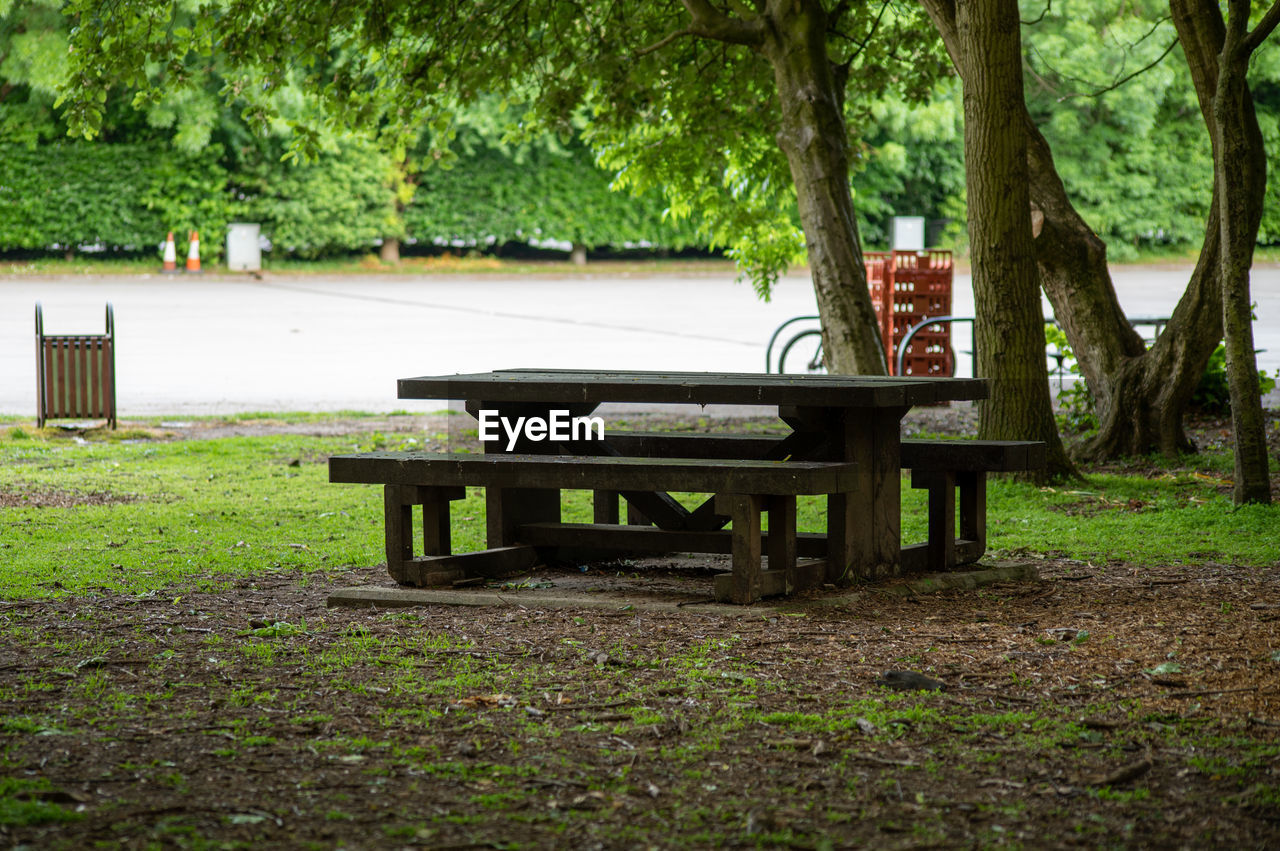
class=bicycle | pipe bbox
[766,314,961,376]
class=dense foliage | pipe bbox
[0,143,232,255]
[849,84,966,248]
[233,138,400,259]
[0,136,705,258]
[0,2,707,259]
[1018,0,1280,257]
[406,137,700,252]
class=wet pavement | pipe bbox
[3,265,1277,417]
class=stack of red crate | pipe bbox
[865,250,954,376]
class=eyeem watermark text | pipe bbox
[477,409,605,451]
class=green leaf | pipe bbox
[1145,662,1183,675]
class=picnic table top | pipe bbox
[397,368,989,408]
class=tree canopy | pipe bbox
[61,1,943,284]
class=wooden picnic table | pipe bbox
[395,368,990,585]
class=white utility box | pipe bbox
[226,223,262,271]
[891,216,926,252]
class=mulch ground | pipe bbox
[1,559,1278,848]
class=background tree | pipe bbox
[1013,3,1223,460]
[1170,0,1278,504]
[1,0,67,146]
[848,83,965,250]
[1021,1,1209,255]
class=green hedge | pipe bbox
[0,139,704,258]
[0,142,231,255]
[405,142,700,251]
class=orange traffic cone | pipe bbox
[162,232,178,273]
[185,230,202,274]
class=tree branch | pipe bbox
[1243,0,1280,53]
[1055,37,1180,101]
[1022,0,1051,26]
[829,0,852,27]
[635,28,696,57]
[679,0,765,46]
[842,0,890,65]
[918,0,962,70]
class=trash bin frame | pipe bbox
[35,302,117,429]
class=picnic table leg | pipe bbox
[911,469,957,570]
[471,399,580,549]
[821,408,904,583]
[385,485,414,581]
[715,493,764,604]
[766,495,798,591]
[593,490,620,524]
[957,470,987,561]
[625,502,652,526]
[421,486,460,557]
[486,487,560,549]
[385,485,465,585]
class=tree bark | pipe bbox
[380,237,401,264]
[925,0,1075,480]
[1213,76,1272,503]
[1170,0,1274,503]
[755,0,887,375]
[1029,111,1225,459]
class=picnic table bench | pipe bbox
[328,369,1045,604]
[330,452,857,604]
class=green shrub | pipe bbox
[1045,322,1277,428]
[0,142,232,256]
[404,140,701,252]
[1044,325,1098,434]
[1190,344,1278,415]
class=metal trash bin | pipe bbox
[35,302,117,429]
[226,222,262,271]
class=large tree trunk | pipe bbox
[1213,70,1272,503]
[758,0,887,375]
[921,0,1074,480]
[678,0,888,373]
[922,0,1222,460]
[1024,119,1218,457]
[1172,0,1275,503]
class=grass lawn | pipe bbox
[1,422,1275,600]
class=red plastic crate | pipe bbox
[865,250,954,376]
[899,353,954,376]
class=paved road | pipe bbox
[3,266,1277,417]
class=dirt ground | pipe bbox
[3,408,1279,849]
[2,558,1278,849]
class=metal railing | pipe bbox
[767,314,1171,380]
[764,314,822,374]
